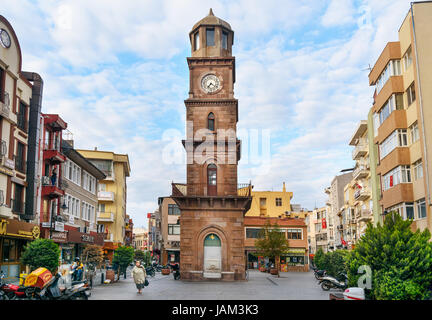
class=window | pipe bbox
[82,171,96,193]
[65,195,81,218]
[382,165,411,191]
[65,160,81,186]
[403,46,412,71]
[287,229,302,240]
[12,184,24,214]
[168,224,180,235]
[410,122,419,144]
[376,60,401,93]
[168,204,181,215]
[407,82,416,106]
[246,228,262,239]
[17,102,27,132]
[413,160,423,181]
[206,28,215,46]
[378,94,403,126]
[379,129,407,160]
[222,31,228,49]
[275,198,282,206]
[194,31,199,51]
[0,67,4,102]
[90,159,113,178]
[98,203,105,213]
[416,198,426,219]
[15,142,25,173]
[208,112,215,131]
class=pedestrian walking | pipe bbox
[131,260,146,294]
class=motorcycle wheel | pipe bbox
[71,292,88,300]
[314,273,320,280]
[321,281,331,291]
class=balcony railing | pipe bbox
[98,191,115,201]
[97,211,114,222]
[171,182,252,197]
[354,189,371,201]
[104,233,113,242]
[42,176,66,198]
[352,143,367,160]
[358,209,373,222]
[353,165,368,180]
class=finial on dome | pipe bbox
[209,8,214,16]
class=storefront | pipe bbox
[166,249,180,264]
[280,248,309,272]
[0,218,40,280]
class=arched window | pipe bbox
[207,164,217,196]
[208,112,215,131]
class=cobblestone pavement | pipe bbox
[89,270,335,300]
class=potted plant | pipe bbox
[161,265,171,275]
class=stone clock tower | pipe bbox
[171,9,252,281]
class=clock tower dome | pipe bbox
[172,9,252,281]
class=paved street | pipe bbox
[89,270,332,300]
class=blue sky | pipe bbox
[2,0,414,228]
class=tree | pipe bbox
[134,250,151,266]
[314,248,325,270]
[82,245,104,268]
[112,246,135,280]
[347,212,432,300]
[20,239,61,273]
[254,221,290,277]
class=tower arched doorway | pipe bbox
[203,233,222,278]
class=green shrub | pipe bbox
[347,212,432,300]
[20,239,61,273]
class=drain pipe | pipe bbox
[21,71,43,222]
[411,4,431,209]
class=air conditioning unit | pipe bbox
[42,176,51,185]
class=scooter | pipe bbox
[170,263,180,280]
[0,271,39,300]
[145,266,155,277]
[38,273,91,300]
[313,269,327,280]
[319,273,348,291]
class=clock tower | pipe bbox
[172,9,252,281]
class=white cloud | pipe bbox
[321,0,356,27]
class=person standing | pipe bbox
[51,167,57,186]
[131,260,146,294]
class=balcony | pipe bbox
[358,209,373,222]
[104,233,114,242]
[352,144,368,160]
[354,189,371,201]
[171,182,252,197]
[97,211,114,222]
[98,191,115,202]
[41,176,65,198]
[0,93,15,123]
[43,149,66,164]
[44,114,67,132]
[353,165,369,180]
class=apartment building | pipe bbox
[348,121,374,240]
[76,149,130,261]
[148,209,162,261]
[244,216,309,272]
[324,172,352,250]
[124,214,134,246]
[0,15,44,281]
[158,197,180,265]
[306,207,328,254]
[133,227,148,251]
[368,2,432,232]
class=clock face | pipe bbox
[201,74,221,93]
[0,29,11,48]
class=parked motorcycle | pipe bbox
[314,269,327,280]
[38,273,91,300]
[320,273,348,291]
[0,271,41,300]
[145,266,155,277]
[170,263,180,280]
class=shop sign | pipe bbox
[0,166,14,176]
[41,222,51,228]
[0,218,40,239]
[51,231,68,243]
[68,215,75,225]
[286,248,306,254]
[55,222,64,232]
[81,234,94,243]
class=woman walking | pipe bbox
[131,260,146,294]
